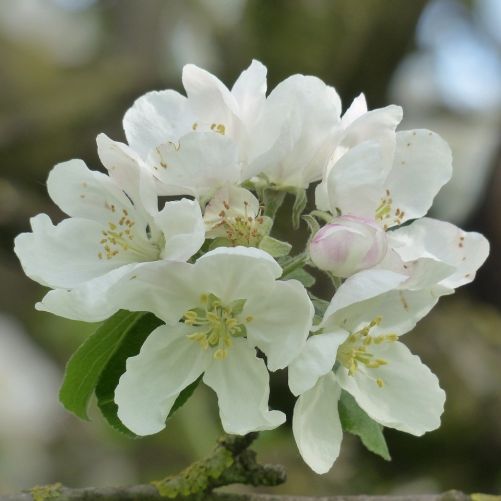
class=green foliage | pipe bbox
[60,309,203,437]
[93,312,164,436]
[59,310,148,421]
[338,391,391,461]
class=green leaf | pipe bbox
[292,189,308,229]
[258,235,292,257]
[167,376,202,420]
[94,312,164,436]
[59,310,149,421]
[338,391,391,461]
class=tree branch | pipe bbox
[0,488,490,501]
[1,436,497,501]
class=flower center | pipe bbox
[337,316,397,387]
[183,294,251,360]
[375,189,405,230]
[216,202,268,247]
[97,205,162,261]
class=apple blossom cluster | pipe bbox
[15,60,489,474]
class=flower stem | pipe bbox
[281,252,308,278]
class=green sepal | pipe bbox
[309,294,330,323]
[338,391,391,461]
[285,267,316,287]
[302,214,321,239]
[258,235,292,257]
[310,209,332,223]
[208,237,231,250]
[59,310,159,421]
[292,188,308,229]
[262,188,286,218]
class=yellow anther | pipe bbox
[214,348,228,360]
[245,315,253,323]
[337,315,398,375]
[376,378,385,388]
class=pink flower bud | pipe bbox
[309,215,388,277]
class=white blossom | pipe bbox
[290,269,448,473]
[110,247,314,435]
[203,184,271,246]
[14,134,205,320]
[122,60,343,193]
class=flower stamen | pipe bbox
[337,316,396,387]
[183,293,247,360]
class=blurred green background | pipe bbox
[1,0,500,496]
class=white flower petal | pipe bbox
[203,185,259,236]
[123,90,194,159]
[37,260,197,323]
[182,63,239,123]
[203,339,285,435]
[249,75,341,187]
[338,341,445,435]
[243,279,314,371]
[115,323,211,436]
[292,372,343,474]
[194,246,282,304]
[14,214,125,289]
[399,258,456,290]
[151,132,240,199]
[316,104,401,211]
[288,329,348,396]
[231,59,267,122]
[328,284,448,338]
[322,269,408,323]
[341,93,368,128]
[35,263,140,321]
[155,198,205,261]
[384,130,452,224]
[96,133,158,216]
[324,140,386,217]
[388,217,489,289]
[47,159,134,222]
[342,105,402,156]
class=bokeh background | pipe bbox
[1,0,500,496]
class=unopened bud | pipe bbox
[309,215,388,277]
